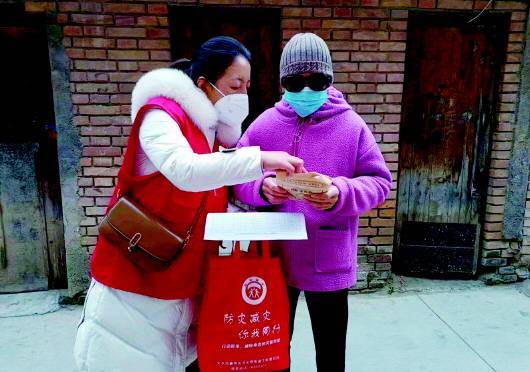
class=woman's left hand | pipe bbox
[303,185,340,210]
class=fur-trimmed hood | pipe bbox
[131,68,218,134]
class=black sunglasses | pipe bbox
[281,73,332,93]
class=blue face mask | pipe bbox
[283,87,328,118]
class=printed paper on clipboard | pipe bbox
[204,212,308,241]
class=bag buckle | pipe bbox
[128,232,142,253]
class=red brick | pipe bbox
[387,73,404,82]
[59,2,79,12]
[71,14,113,25]
[81,127,121,136]
[75,60,117,71]
[510,22,525,32]
[66,48,85,59]
[103,3,146,13]
[360,20,380,30]
[117,39,138,49]
[148,4,168,14]
[511,11,527,21]
[81,3,102,12]
[383,114,401,123]
[86,50,107,60]
[118,61,139,71]
[146,28,170,39]
[313,8,332,17]
[85,187,118,197]
[78,105,121,116]
[333,62,359,72]
[419,0,435,7]
[89,94,110,104]
[507,43,524,53]
[83,147,122,157]
[138,16,159,26]
[150,51,171,61]
[391,9,408,18]
[381,0,415,6]
[83,26,105,36]
[333,31,352,40]
[358,84,377,92]
[112,137,129,146]
[350,72,386,82]
[283,8,313,17]
[57,14,69,24]
[495,1,528,10]
[360,42,379,51]
[303,19,322,29]
[352,52,389,62]
[139,39,170,50]
[506,53,523,63]
[72,94,89,104]
[322,20,358,29]
[377,84,403,93]
[379,41,406,51]
[361,0,380,6]
[355,8,389,18]
[378,62,404,71]
[89,137,111,146]
[333,83,356,93]
[107,28,147,38]
[350,94,385,103]
[327,41,360,50]
[375,104,401,113]
[353,31,389,40]
[64,26,83,36]
[25,2,56,12]
[108,50,149,61]
[76,83,118,94]
[86,72,110,82]
[438,0,473,9]
[73,37,115,49]
[115,16,136,26]
[158,17,168,27]
[94,177,114,187]
[119,82,137,92]
[334,7,353,17]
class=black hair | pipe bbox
[170,36,251,85]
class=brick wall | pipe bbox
[24,0,529,289]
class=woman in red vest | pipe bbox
[74,36,303,372]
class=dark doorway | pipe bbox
[0,5,67,292]
[169,6,282,130]
[393,12,510,277]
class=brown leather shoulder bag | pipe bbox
[98,191,207,272]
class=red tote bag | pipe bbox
[197,241,290,371]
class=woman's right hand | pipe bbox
[261,151,305,175]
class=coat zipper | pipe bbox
[292,117,308,157]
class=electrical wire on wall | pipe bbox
[468,0,494,23]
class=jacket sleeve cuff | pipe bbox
[252,172,276,207]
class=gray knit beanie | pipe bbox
[280,33,333,81]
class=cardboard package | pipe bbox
[276,170,332,199]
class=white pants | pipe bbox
[74,279,196,372]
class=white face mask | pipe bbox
[207,80,249,146]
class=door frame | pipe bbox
[392,11,511,278]
[0,3,87,293]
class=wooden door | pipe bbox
[394,13,509,277]
[169,6,282,129]
[0,8,67,292]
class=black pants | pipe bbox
[282,286,349,372]
[187,287,349,372]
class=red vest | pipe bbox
[90,97,228,299]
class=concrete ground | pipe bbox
[1,278,530,372]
